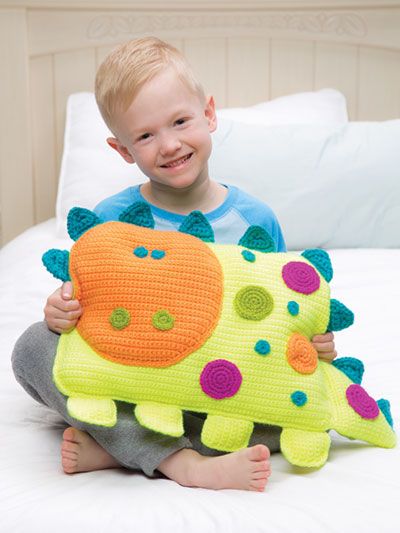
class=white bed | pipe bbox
[1,221,399,532]
[1,1,400,531]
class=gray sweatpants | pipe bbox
[12,321,281,476]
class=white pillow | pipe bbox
[217,89,348,125]
[210,118,400,249]
[56,92,400,249]
[55,90,348,237]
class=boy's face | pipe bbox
[107,67,217,191]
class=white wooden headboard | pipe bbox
[1,0,400,246]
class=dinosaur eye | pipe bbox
[133,246,148,258]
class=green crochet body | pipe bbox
[43,203,396,467]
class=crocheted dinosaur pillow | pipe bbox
[43,202,396,468]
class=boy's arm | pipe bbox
[44,281,82,334]
[311,332,337,363]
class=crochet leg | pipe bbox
[11,321,193,476]
[184,413,281,456]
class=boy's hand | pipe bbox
[312,332,337,363]
[44,281,82,334]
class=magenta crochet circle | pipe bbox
[346,384,379,420]
[200,360,242,400]
[282,261,320,295]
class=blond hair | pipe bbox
[95,36,205,132]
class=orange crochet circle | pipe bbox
[71,222,223,367]
[286,333,318,374]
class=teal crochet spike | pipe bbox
[42,249,71,282]
[377,399,394,428]
[119,202,155,228]
[67,207,102,241]
[179,211,214,242]
[238,226,276,253]
[332,357,364,384]
[301,249,333,282]
[327,299,354,332]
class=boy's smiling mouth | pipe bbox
[161,153,193,168]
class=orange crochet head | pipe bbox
[70,222,223,367]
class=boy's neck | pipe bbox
[140,178,227,215]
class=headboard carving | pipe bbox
[86,12,368,41]
[1,1,399,245]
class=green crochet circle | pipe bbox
[109,307,131,330]
[234,285,274,321]
[152,310,175,330]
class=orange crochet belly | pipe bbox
[70,222,223,367]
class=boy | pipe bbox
[12,37,336,492]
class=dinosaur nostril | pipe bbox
[152,310,175,331]
[109,307,131,330]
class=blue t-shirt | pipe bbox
[94,183,286,251]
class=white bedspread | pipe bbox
[1,219,399,533]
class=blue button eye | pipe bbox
[151,250,166,260]
[133,246,148,258]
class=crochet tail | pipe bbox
[322,363,396,449]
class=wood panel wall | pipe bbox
[1,2,400,245]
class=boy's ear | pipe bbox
[205,95,217,133]
[106,137,135,164]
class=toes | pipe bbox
[61,440,79,453]
[61,449,77,460]
[63,463,77,474]
[250,478,268,492]
[62,456,78,474]
[252,470,270,480]
[62,427,78,442]
[248,444,270,462]
[253,459,270,473]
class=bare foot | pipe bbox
[61,427,120,474]
[158,444,271,492]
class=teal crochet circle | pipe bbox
[287,301,300,316]
[241,250,256,262]
[291,391,308,407]
[151,249,166,260]
[255,340,271,355]
[234,285,274,321]
[133,246,148,258]
[109,307,131,330]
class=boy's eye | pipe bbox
[174,118,186,126]
[138,133,151,141]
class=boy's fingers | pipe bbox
[55,309,82,321]
[58,299,81,312]
[313,342,335,353]
[61,281,73,300]
[53,318,79,332]
[312,332,334,343]
[53,307,82,320]
[318,350,337,363]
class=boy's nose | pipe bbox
[159,132,182,156]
